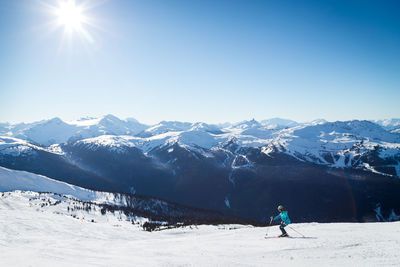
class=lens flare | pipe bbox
[55,1,85,31]
[43,0,99,44]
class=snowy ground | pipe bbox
[1,192,399,266]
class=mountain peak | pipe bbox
[41,117,65,125]
[233,119,261,129]
[126,117,140,124]
[373,119,400,131]
[100,114,121,122]
[309,119,327,125]
[261,118,299,128]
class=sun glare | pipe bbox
[55,1,85,31]
[45,0,97,44]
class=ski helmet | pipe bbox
[277,205,284,211]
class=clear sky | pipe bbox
[1,0,399,124]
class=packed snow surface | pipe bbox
[0,166,399,266]
[0,191,399,266]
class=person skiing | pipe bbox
[271,205,291,237]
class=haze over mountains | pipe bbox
[1,115,399,222]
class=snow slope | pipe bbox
[0,167,128,205]
[0,190,399,266]
[0,136,42,156]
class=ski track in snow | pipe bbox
[0,192,399,266]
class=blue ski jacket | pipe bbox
[274,211,291,225]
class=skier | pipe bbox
[271,205,291,237]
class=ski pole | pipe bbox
[288,226,305,237]
[265,217,273,236]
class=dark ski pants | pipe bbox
[280,222,287,235]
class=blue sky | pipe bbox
[1,0,399,124]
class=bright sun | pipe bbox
[55,1,85,31]
[46,0,96,44]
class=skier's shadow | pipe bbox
[290,239,318,241]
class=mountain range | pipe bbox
[1,115,399,222]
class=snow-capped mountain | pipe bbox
[2,117,399,177]
[136,121,192,138]
[58,119,400,177]
[13,117,79,146]
[0,115,148,146]
[69,114,148,139]
[372,118,400,133]
[0,122,10,134]
[308,118,328,125]
[1,115,400,223]
[261,118,299,129]
[227,119,275,139]
[272,120,400,176]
